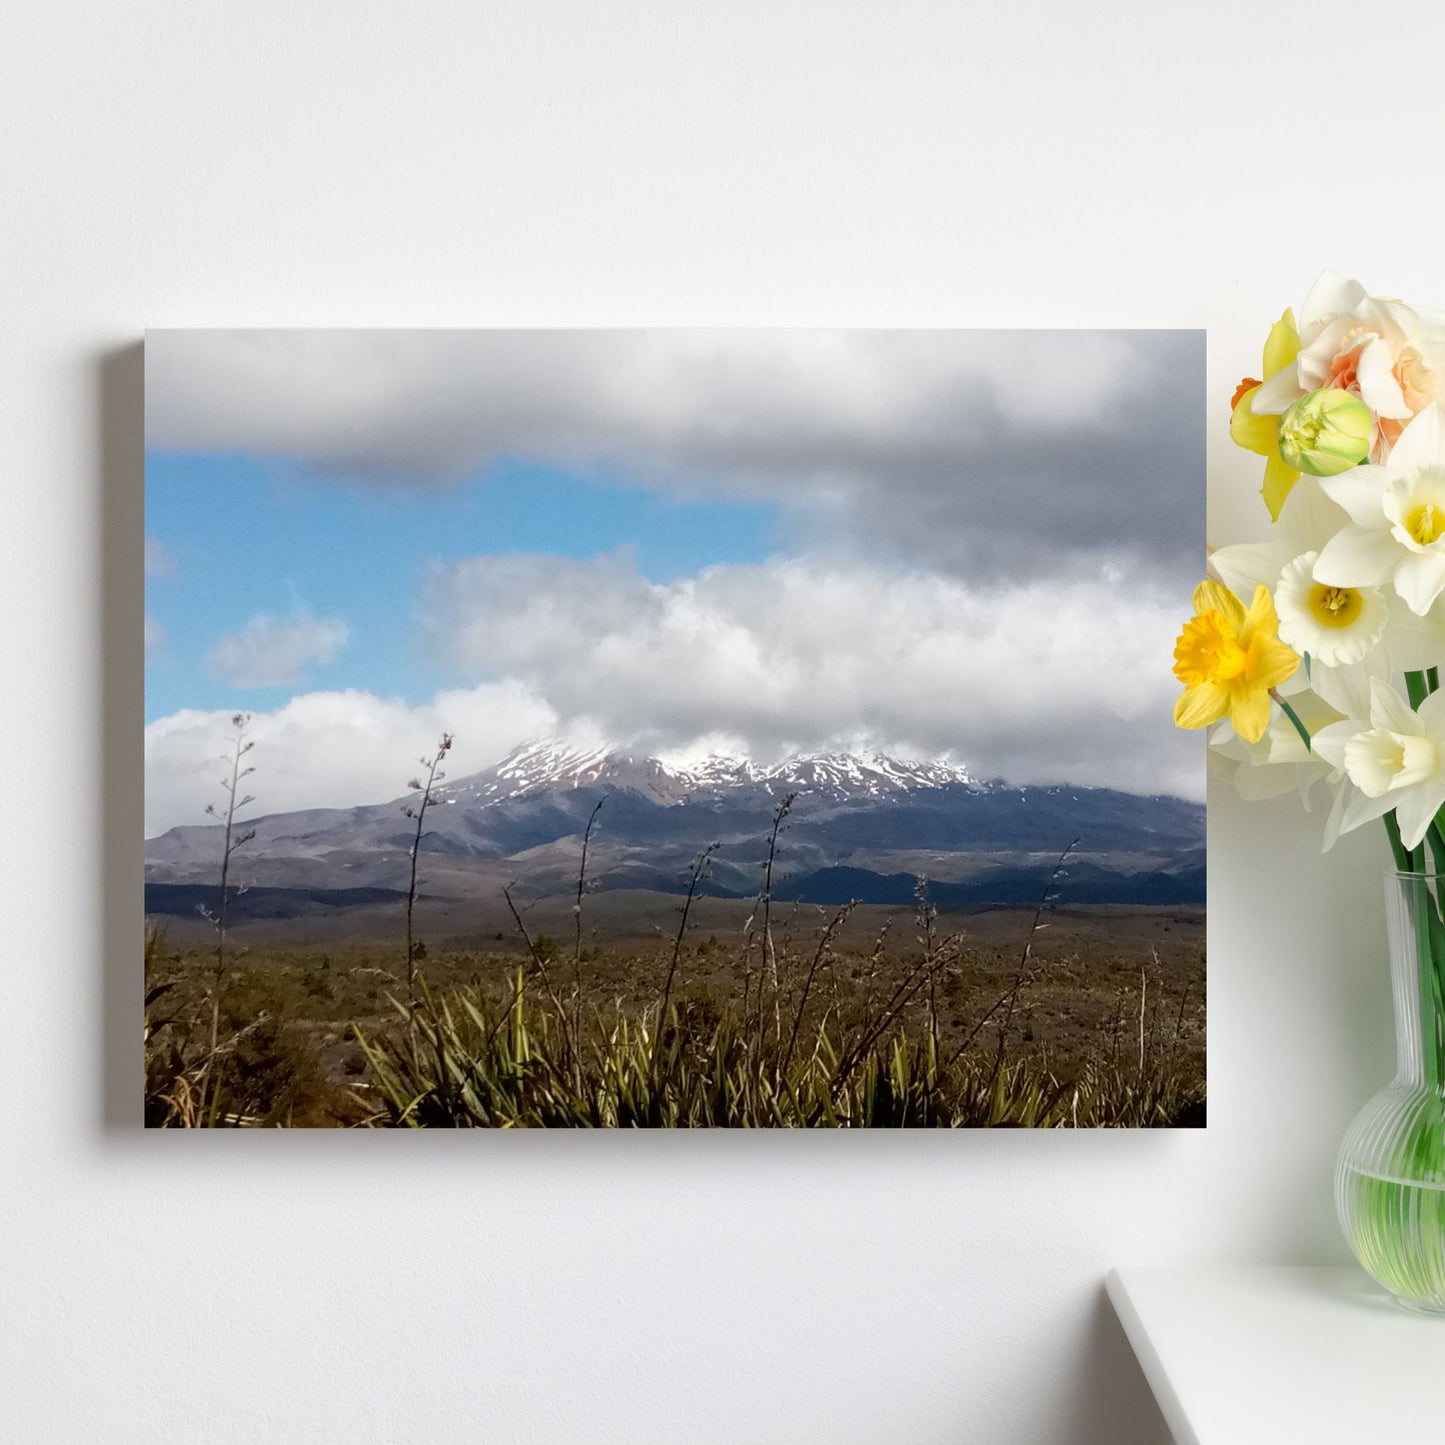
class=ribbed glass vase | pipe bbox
[1336,869,1445,1314]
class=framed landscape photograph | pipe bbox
[143,329,1205,1127]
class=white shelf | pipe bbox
[1106,1266,1445,1444]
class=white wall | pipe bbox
[0,3,1434,1440]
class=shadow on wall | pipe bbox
[925,1283,1170,1445]
[1064,1285,1171,1445]
[98,343,145,1129]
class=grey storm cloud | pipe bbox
[146,328,1203,589]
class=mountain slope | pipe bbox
[145,739,1205,914]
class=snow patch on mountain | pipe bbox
[454,738,979,806]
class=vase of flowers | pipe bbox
[1335,868,1445,1312]
[1176,271,1445,1310]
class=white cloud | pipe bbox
[144,614,165,655]
[206,611,349,688]
[145,537,176,578]
[421,551,1200,803]
[144,681,566,837]
[145,549,1200,836]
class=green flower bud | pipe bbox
[1277,388,1373,477]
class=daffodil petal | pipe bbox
[1234,761,1303,802]
[1314,524,1401,588]
[1368,678,1418,734]
[1310,720,1359,772]
[1228,684,1273,744]
[1385,595,1445,670]
[1262,451,1302,522]
[1286,688,1347,735]
[1338,781,1401,836]
[1231,390,1278,457]
[1299,273,1365,333]
[1362,296,1417,343]
[1418,687,1445,729]
[1391,550,1445,616]
[1394,782,1445,851]
[1323,779,1354,852]
[1285,475,1353,551]
[1318,466,1392,527]
[1384,402,1445,475]
[1192,580,1247,628]
[1249,635,1302,692]
[1209,541,1294,596]
[1250,367,1303,416]
[1262,308,1301,378]
[1309,660,1376,722]
[1237,585,1279,650]
[1356,336,1412,419]
[1175,682,1230,731]
[1298,315,1360,391]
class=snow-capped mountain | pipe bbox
[145,736,1205,917]
[757,751,974,798]
[458,740,694,806]
[454,739,978,807]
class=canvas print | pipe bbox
[143,330,1205,1128]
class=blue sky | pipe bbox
[144,452,781,722]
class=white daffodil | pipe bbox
[1210,476,1445,719]
[1314,404,1445,616]
[1251,272,1445,460]
[1312,679,1445,850]
[1273,552,1386,667]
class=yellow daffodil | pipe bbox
[1231,309,1302,522]
[1173,581,1300,743]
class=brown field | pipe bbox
[146,896,1205,1126]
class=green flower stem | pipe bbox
[1384,811,1411,874]
[1423,897,1445,1100]
[1407,849,1444,1098]
[1404,673,1445,1098]
[1274,693,1312,752]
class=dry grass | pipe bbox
[144,899,1203,1127]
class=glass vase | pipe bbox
[1335,869,1445,1314]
